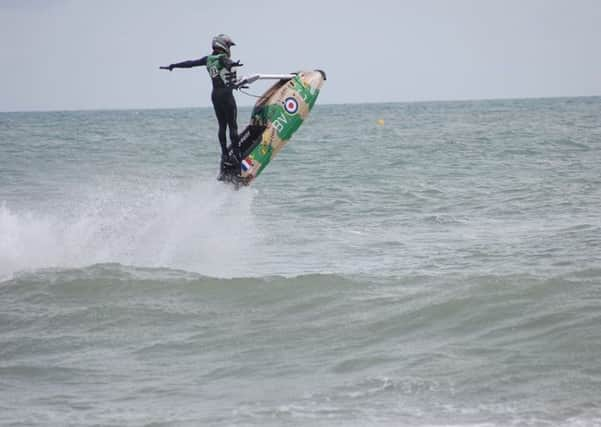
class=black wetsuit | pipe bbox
[169,52,240,161]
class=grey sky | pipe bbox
[1,0,600,111]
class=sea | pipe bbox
[1,97,600,426]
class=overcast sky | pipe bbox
[1,0,600,111]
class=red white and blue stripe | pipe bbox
[241,158,253,172]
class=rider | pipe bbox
[160,34,242,169]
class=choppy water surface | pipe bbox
[1,97,600,426]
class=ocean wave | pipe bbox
[2,267,600,426]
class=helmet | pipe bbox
[212,34,236,56]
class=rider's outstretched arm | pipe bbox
[160,57,208,70]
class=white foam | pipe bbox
[0,180,259,280]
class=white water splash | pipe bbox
[0,180,259,280]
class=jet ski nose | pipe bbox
[299,70,326,91]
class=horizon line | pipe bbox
[1,94,599,114]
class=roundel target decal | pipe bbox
[284,97,299,114]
